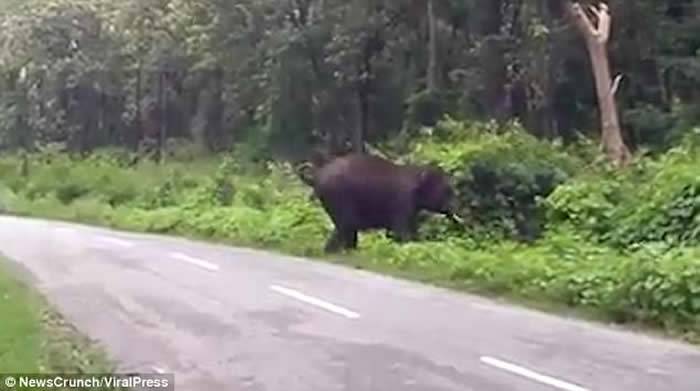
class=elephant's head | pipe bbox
[413,166,461,223]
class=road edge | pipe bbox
[0,255,121,378]
[2,212,699,351]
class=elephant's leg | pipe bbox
[319,194,361,252]
[324,228,344,253]
[343,229,358,250]
[407,214,419,240]
[323,217,356,253]
[325,226,357,253]
[318,196,347,253]
[390,212,414,243]
[333,207,360,251]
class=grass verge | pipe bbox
[0,256,120,387]
[4,206,699,347]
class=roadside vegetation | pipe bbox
[0,258,118,379]
[2,118,700,343]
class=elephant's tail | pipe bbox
[295,161,317,187]
[295,148,334,187]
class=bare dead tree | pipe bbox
[565,1,631,166]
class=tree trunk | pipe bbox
[190,74,211,152]
[565,2,631,166]
[426,0,438,93]
[354,85,368,154]
[589,43,629,164]
[158,71,167,164]
[135,60,142,147]
[353,39,374,154]
[208,67,226,151]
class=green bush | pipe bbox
[3,119,700,342]
[405,118,584,241]
[546,140,700,248]
[404,90,453,128]
[623,104,677,151]
[612,245,700,333]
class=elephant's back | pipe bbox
[317,153,408,188]
[316,154,416,216]
[313,154,417,229]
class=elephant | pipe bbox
[297,152,463,253]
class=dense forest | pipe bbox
[1,1,700,343]
[1,0,699,158]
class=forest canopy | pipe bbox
[0,0,698,159]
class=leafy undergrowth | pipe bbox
[2,120,700,343]
[0,258,119,381]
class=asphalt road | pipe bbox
[0,215,699,391]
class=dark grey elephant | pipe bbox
[297,153,462,253]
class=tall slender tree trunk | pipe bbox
[209,67,226,150]
[565,1,630,166]
[135,60,142,148]
[191,72,211,151]
[354,84,368,154]
[426,0,438,93]
[158,71,167,164]
[353,37,374,154]
[589,43,627,161]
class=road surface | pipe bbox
[0,215,698,391]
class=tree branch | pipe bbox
[235,5,254,33]
[566,2,612,44]
[590,2,611,43]
[566,2,596,37]
[610,73,623,96]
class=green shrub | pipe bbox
[544,171,629,240]
[405,118,584,241]
[4,119,700,342]
[613,245,700,333]
[623,104,677,151]
[404,90,452,128]
[546,141,700,248]
[0,185,19,212]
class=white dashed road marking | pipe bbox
[170,252,220,272]
[270,285,360,319]
[151,366,166,374]
[94,235,134,248]
[480,356,590,391]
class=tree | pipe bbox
[0,0,698,157]
[426,0,438,93]
[564,1,631,166]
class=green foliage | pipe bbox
[546,138,700,249]
[4,120,700,342]
[404,90,453,129]
[3,0,700,159]
[0,256,118,374]
[405,118,586,241]
[623,105,677,150]
[614,245,700,330]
